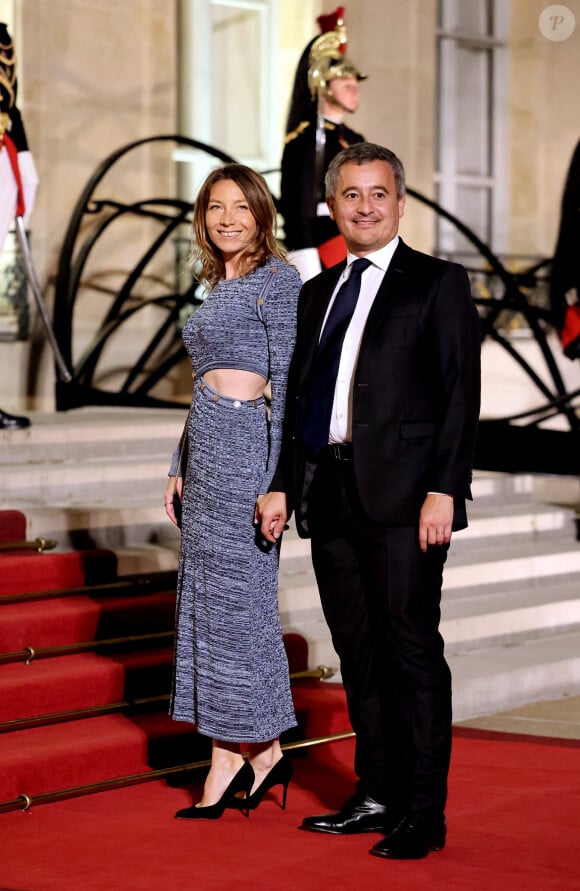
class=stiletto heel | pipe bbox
[229,754,293,811]
[175,761,254,820]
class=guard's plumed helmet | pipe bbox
[307,9,366,96]
[308,49,367,97]
[285,6,366,135]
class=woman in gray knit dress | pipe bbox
[164,165,301,819]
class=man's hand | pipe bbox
[255,492,288,543]
[419,493,454,553]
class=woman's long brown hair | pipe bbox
[191,164,287,287]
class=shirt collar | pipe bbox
[345,235,400,273]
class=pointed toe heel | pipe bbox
[229,754,293,812]
[175,760,254,820]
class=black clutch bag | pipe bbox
[172,408,190,530]
[172,489,183,528]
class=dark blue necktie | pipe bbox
[303,257,372,454]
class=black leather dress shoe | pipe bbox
[0,409,30,430]
[300,793,398,836]
[370,813,446,859]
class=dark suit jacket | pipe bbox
[270,239,481,538]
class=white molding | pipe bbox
[0,0,15,28]
[435,0,510,256]
[176,0,277,195]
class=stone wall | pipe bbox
[0,0,177,409]
[508,0,580,255]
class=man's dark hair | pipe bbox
[325,143,406,200]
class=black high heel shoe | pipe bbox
[175,761,254,820]
[229,755,293,811]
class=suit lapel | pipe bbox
[360,239,410,342]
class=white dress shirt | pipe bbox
[324,236,400,444]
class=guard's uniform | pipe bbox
[0,23,38,250]
[280,117,363,252]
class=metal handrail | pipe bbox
[0,537,57,553]
[0,571,177,605]
[0,631,174,665]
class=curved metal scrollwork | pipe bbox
[52,135,579,474]
[53,135,236,410]
[405,188,579,474]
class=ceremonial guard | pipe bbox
[0,23,38,429]
[280,7,366,279]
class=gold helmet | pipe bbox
[307,9,366,97]
[308,50,367,97]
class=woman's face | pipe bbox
[205,179,258,262]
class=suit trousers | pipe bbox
[308,454,452,816]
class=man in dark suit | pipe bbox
[258,142,481,859]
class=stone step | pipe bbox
[15,504,182,552]
[444,538,580,588]
[280,572,580,649]
[455,500,574,545]
[448,628,580,720]
[280,500,575,560]
[444,575,580,646]
[278,536,580,616]
[0,456,172,504]
[0,408,185,464]
[290,613,580,723]
[277,525,580,720]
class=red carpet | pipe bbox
[2,510,579,889]
[0,732,579,891]
[0,548,118,596]
[0,507,347,805]
[0,510,26,542]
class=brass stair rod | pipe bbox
[0,729,355,814]
[0,695,171,734]
[0,537,58,554]
[0,631,175,665]
[0,621,338,673]
[0,571,178,605]
[0,666,336,733]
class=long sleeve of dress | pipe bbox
[258,263,301,492]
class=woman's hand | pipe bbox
[165,476,183,527]
[255,492,287,543]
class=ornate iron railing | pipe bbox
[405,188,579,474]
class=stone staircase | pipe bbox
[0,408,186,571]
[278,473,580,720]
[2,408,580,723]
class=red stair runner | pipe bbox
[0,510,350,805]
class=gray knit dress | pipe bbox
[169,258,301,743]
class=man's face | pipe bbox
[327,160,405,255]
[327,76,360,114]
